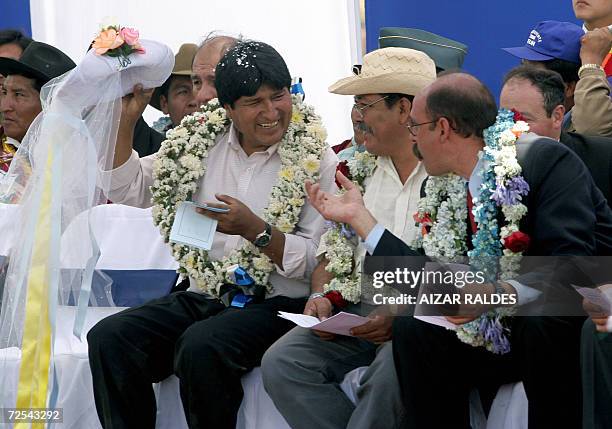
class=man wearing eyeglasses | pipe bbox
[261,47,436,429]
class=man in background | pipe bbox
[150,43,198,134]
[499,65,612,206]
[0,29,32,174]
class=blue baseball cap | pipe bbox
[502,21,583,64]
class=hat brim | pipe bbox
[328,71,434,96]
[0,57,51,83]
[150,87,163,111]
[501,46,553,62]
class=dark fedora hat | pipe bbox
[0,40,76,86]
[379,27,468,71]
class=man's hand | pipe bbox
[196,194,264,240]
[306,171,377,240]
[304,297,335,340]
[114,84,154,168]
[583,299,610,333]
[443,281,517,325]
[580,28,612,65]
[119,84,154,133]
[445,316,477,325]
[350,310,394,344]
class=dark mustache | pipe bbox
[412,143,423,161]
[355,122,373,134]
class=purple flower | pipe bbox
[340,224,356,239]
[491,176,530,206]
[479,316,511,354]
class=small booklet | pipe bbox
[278,311,370,337]
[169,201,217,250]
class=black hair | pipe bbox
[215,40,291,107]
[383,93,414,108]
[425,71,497,139]
[503,65,566,116]
[539,58,580,85]
[0,29,32,52]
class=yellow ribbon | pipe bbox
[14,147,54,428]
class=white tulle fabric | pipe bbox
[0,39,173,412]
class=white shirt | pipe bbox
[101,124,339,298]
[319,156,426,301]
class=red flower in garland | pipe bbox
[511,108,525,122]
[325,290,348,309]
[504,231,531,252]
[413,212,433,236]
[335,161,350,188]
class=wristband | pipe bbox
[578,63,605,76]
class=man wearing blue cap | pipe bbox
[503,21,583,118]
[504,20,612,137]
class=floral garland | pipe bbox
[151,95,328,296]
[322,151,378,303]
[413,109,530,354]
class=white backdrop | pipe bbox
[29,0,360,146]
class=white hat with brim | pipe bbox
[329,47,436,96]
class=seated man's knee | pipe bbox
[260,340,287,390]
[87,315,125,354]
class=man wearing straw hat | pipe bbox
[261,46,436,429]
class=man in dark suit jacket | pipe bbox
[306,72,612,428]
[500,65,612,208]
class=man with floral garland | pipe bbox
[87,40,338,429]
[304,72,612,428]
[262,47,436,429]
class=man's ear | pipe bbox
[160,95,169,115]
[551,104,566,130]
[398,97,412,125]
[224,104,233,120]
[437,117,452,142]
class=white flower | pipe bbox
[301,155,320,175]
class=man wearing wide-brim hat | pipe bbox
[0,40,75,145]
[150,43,198,134]
[262,46,436,429]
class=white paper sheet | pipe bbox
[278,311,370,336]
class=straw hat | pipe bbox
[328,47,436,96]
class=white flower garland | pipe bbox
[413,110,530,353]
[151,95,328,296]
[322,151,378,303]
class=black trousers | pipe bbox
[87,291,305,429]
[392,316,584,429]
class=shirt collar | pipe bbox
[6,137,20,148]
[227,124,280,157]
[468,151,487,197]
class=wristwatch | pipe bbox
[253,222,273,248]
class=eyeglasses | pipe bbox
[406,119,438,136]
[352,96,388,120]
